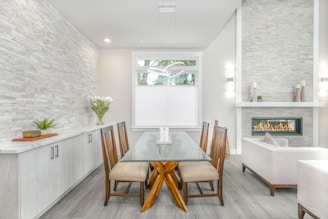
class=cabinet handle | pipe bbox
[88,134,92,143]
[50,146,54,159]
[55,145,59,158]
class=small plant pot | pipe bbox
[257,96,263,102]
[40,130,48,135]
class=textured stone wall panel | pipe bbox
[241,0,314,146]
[0,0,99,141]
[242,0,313,102]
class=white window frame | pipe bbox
[132,51,202,130]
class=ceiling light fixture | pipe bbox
[147,62,185,78]
[104,38,111,43]
[158,2,175,14]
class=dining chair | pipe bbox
[179,125,228,205]
[117,121,129,157]
[100,125,149,206]
[178,121,212,189]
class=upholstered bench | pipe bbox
[297,160,328,219]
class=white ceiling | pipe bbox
[46,0,241,49]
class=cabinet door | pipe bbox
[37,143,60,213]
[83,132,97,173]
[92,130,103,166]
[20,149,41,219]
[57,137,76,193]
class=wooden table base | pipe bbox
[141,161,188,212]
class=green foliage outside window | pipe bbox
[137,59,197,85]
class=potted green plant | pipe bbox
[32,118,56,135]
[257,96,263,102]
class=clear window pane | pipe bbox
[137,72,196,85]
[137,59,196,67]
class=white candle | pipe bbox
[301,80,306,86]
[296,84,301,88]
[253,82,257,88]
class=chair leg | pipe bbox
[104,179,110,206]
[140,182,145,206]
[218,180,224,206]
[183,182,188,205]
[114,180,119,191]
[209,180,214,191]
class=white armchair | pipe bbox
[297,160,328,219]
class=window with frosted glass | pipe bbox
[132,52,202,129]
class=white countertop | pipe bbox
[0,123,115,154]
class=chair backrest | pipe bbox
[117,121,129,157]
[101,125,119,176]
[209,125,227,171]
[199,121,209,152]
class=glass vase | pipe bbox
[96,115,104,125]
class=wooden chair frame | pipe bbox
[182,125,227,205]
[100,125,147,206]
[117,121,129,157]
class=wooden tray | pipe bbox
[12,133,58,142]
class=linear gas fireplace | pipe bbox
[252,117,303,136]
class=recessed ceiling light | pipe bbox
[104,38,111,43]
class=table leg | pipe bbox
[141,162,188,212]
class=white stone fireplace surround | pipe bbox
[235,0,323,153]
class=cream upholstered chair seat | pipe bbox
[179,161,212,168]
[179,162,219,182]
[109,162,149,181]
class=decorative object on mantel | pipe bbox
[88,95,114,125]
[251,82,257,102]
[257,96,263,102]
[32,118,56,135]
[12,133,58,142]
[295,84,301,102]
[300,80,306,102]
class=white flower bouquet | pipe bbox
[88,95,114,125]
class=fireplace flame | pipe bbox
[253,121,295,132]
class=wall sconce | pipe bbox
[319,64,328,98]
[225,64,235,96]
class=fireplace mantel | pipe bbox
[236,102,325,108]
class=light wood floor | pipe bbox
[40,155,312,219]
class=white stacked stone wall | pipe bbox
[241,0,314,146]
[0,0,99,141]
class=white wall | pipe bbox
[202,13,237,153]
[98,14,237,152]
[318,0,328,147]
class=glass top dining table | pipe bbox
[121,131,211,162]
[120,131,211,212]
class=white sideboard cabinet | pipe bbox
[0,125,108,219]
